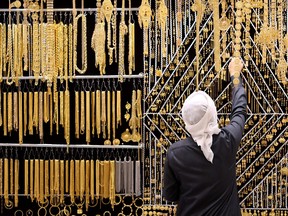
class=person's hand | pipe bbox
[228,57,243,77]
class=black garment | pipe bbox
[163,78,247,216]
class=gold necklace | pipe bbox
[86,90,91,144]
[19,90,23,143]
[3,92,7,136]
[128,0,135,75]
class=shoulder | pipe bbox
[168,138,192,153]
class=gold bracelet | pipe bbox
[115,194,122,205]
[37,207,47,216]
[14,209,24,216]
[122,205,132,216]
[134,197,143,208]
[49,206,60,216]
[136,207,143,216]
[103,211,111,216]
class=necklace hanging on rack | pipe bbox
[138,0,152,57]
[32,12,40,85]
[73,0,88,74]
[92,0,106,75]
[128,0,135,75]
[101,0,114,65]
[118,0,128,82]
[157,0,168,60]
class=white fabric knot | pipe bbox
[182,91,220,163]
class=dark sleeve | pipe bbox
[163,150,180,202]
[222,76,247,147]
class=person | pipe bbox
[163,57,247,216]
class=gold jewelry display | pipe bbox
[156,0,168,59]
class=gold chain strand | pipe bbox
[4,158,8,205]
[101,90,107,139]
[54,159,60,200]
[80,159,85,201]
[86,90,91,144]
[112,90,116,140]
[33,91,39,130]
[40,23,47,78]
[23,19,29,71]
[96,90,101,138]
[19,90,23,144]
[91,91,95,136]
[65,89,70,145]
[137,89,142,131]
[0,24,2,80]
[44,91,49,123]
[47,91,53,136]
[39,91,44,141]
[28,92,33,135]
[103,160,110,198]
[10,158,14,196]
[73,0,87,74]
[23,92,27,136]
[6,22,13,85]
[24,159,29,196]
[112,0,117,62]
[44,160,49,199]
[3,92,7,136]
[85,160,90,211]
[60,90,64,126]
[0,88,2,127]
[7,92,12,133]
[116,90,121,128]
[95,159,100,199]
[75,91,80,139]
[14,159,19,207]
[63,24,68,82]
[32,13,40,85]
[80,90,85,135]
[129,90,137,136]
[39,159,44,204]
[70,160,75,203]
[65,160,69,193]
[75,160,80,197]
[60,160,64,203]
[128,22,135,75]
[118,0,127,82]
[30,159,34,201]
[90,159,94,202]
[100,161,104,197]
[53,90,58,135]
[57,23,64,83]
[110,160,115,209]
[107,90,111,141]
[0,158,3,198]
[68,24,73,81]
[13,91,18,130]
[34,159,39,202]
[2,22,6,75]
[50,159,54,202]
[213,0,221,72]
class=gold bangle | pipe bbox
[122,205,132,216]
[136,207,143,216]
[38,197,49,208]
[37,207,47,216]
[25,209,33,216]
[4,200,13,209]
[49,206,60,216]
[103,211,112,216]
[102,197,111,205]
[123,195,133,206]
[134,197,143,208]
[14,210,24,216]
[63,205,72,215]
[114,194,122,205]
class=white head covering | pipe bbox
[182,91,220,163]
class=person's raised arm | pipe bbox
[223,58,247,147]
